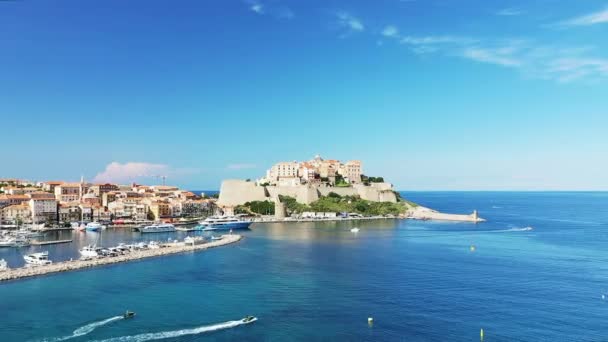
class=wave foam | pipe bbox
[41,316,123,342]
[93,319,253,342]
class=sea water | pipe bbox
[1,192,607,341]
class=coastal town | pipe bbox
[0,177,213,227]
[0,155,484,281]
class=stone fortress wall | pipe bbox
[218,180,397,207]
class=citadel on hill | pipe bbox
[218,155,399,213]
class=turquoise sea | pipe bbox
[1,192,608,341]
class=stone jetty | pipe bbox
[0,234,242,283]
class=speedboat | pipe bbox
[85,222,104,232]
[138,223,176,234]
[350,227,360,233]
[123,311,136,319]
[24,252,52,266]
[0,259,8,271]
[0,238,15,248]
[241,316,257,324]
[198,216,251,230]
[80,245,100,258]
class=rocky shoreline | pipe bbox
[0,234,242,283]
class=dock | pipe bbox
[0,234,242,282]
[30,239,72,246]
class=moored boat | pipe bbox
[138,223,175,234]
[85,222,104,232]
[80,245,100,258]
[23,251,52,266]
[198,216,251,230]
[0,259,8,271]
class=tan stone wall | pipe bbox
[218,180,397,207]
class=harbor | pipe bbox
[0,234,241,282]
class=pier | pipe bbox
[0,234,242,283]
[31,239,72,246]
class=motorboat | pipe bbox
[123,311,136,319]
[23,251,52,266]
[85,222,104,232]
[241,316,258,324]
[80,245,100,258]
[0,238,15,248]
[0,259,8,271]
[184,236,204,245]
[138,223,176,234]
[210,235,223,241]
[350,227,360,233]
[198,216,252,230]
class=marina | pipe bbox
[0,234,241,282]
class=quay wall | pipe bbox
[0,234,242,283]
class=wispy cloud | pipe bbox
[227,163,257,170]
[249,1,264,14]
[496,8,524,16]
[382,25,399,38]
[560,7,608,26]
[245,0,294,20]
[397,34,608,82]
[462,47,522,67]
[93,162,199,184]
[336,11,364,33]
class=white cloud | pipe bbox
[251,3,264,14]
[93,162,169,183]
[227,163,257,170]
[382,25,399,38]
[561,7,608,26]
[461,47,522,67]
[93,162,200,184]
[336,11,364,32]
[496,8,523,16]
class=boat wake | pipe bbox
[40,316,123,341]
[92,319,254,342]
[489,226,533,233]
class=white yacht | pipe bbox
[198,216,252,230]
[0,259,8,271]
[23,252,52,266]
[85,222,104,232]
[80,245,100,258]
[0,238,15,248]
[139,223,176,234]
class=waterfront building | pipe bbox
[0,194,30,208]
[1,204,31,224]
[29,197,58,223]
[81,191,100,206]
[58,202,82,223]
[148,200,171,220]
[79,204,93,222]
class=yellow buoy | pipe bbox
[480,328,484,341]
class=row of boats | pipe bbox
[0,229,43,248]
[137,216,252,233]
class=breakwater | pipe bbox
[0,234,242,282]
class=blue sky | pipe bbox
[1,0,607,190]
